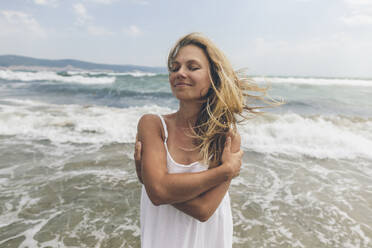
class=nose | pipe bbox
[175,66,187,79]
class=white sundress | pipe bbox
[140,115,233,248]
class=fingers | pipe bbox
[238,150,244,158]
[230,148,243,158]
[237,150,243,167]
[223,137,231,153]
[134,141,142,162]
[134,140,143,184]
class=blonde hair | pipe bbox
[168,32,280,167]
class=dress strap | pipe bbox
[158,115,168,142]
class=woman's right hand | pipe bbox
[134,134,143,184]
[221,136,243,179]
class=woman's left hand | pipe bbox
[134,134,143,184]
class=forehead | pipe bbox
[172,45,209,64]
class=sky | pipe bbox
[0,0,372,78]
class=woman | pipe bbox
[134,33,264,248]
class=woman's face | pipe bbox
[169,45,212,101]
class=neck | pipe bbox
[176,100,202,128]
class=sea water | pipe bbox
[0,69,371,247]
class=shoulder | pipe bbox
[137,114,163,138]
[138,114,161,126]
[227,129,241,153]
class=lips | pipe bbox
[174,82,192,87]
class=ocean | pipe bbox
[0,69,371,247]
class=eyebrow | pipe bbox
[171,59,202,65]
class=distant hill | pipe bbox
[0,55,167,73]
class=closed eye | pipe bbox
[188,63,201,71]
[169,66,180,72]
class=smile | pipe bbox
[174,83,192,87]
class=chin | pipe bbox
[172,92,191,100]
[174,94,192,101]
[175,94,206,102]
[172,90,207,102]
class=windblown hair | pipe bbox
[168,32,280,167]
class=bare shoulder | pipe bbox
[137,114,163,140]
[227,129,241,153]
[138,114,160,127]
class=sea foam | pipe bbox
[0,98,172,144]
[1,98,371,160]
[0,70,115,84]
[66,71,158,77]
[239,113,372,159]
[253,76,372,87]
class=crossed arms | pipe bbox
[134,114,243,222]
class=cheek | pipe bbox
[200,84,211,97]
[195,80,211,98]
[200,75,212,95]
[168,74,181,97]
[168,74,173,83]
[169,74,175,87]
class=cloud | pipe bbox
[72,3,113,36]
[123,25,142,36]
[342,0,372,26]
[344,0,372,6]
[341,13,372,26]
[87,25,113,36]
[85,0,118,4]
[33,0,58,7]
[235,33,372,77]
[0,10,46,38]
[86,0,149,5]
[73,3,92,26]
[130,0,149,5]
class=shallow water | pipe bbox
[1,140,371,247]
[0,70,371,247]
[0,141,141,247]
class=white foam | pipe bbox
[0,193,40,230]
[0,98,172,145]
[18,211,62,248]
[350,225,371,247]
[239,113,372,159]
[252,76,372,87]
[66,70,158,77]
[0,70,115,84]
[1,98,371,159]
[109,71,158,77]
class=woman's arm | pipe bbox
[171,132,241,222]
[172,181,231,222]
[134,140,232,222]
[134,131,241,222]
[137,114,242,206]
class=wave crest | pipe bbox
[1,99,371,160]
[252,76,372,87]
[0,70,115,84]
